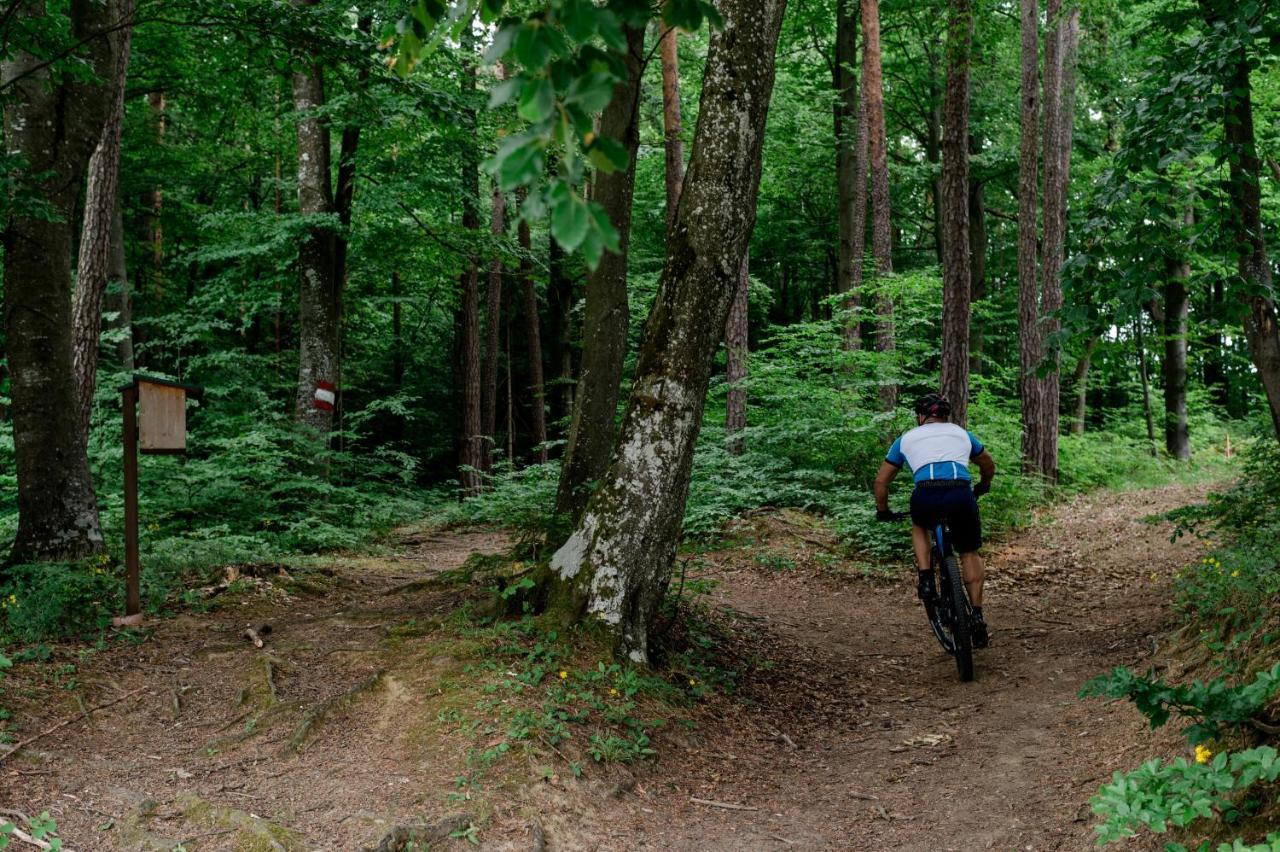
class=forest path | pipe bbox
[2,484,1209,850]
[611,482,1209,851]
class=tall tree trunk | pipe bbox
[725,253,750,453]
[1016,0,1043,475]
[140,90,165,293]
[72,0,134,440]
[556,25,645,516]
[1210,24,1280,440]
[1137,316,1157,456]
[543,0,787,663]
[291,6,342,442]
[391,271,404,389]
[106,199,134,373]
[524,230,549,465]
[546,235,575,427]
[861,0,895,408]
[938,0,974,425]
[457,28,484,495]
[834,0,864,349]
[2,0,116,565]
[1204,276,1227,408]
[1070,335,1097,435]
[483,183,505,467]
[1163,240,1191,460]
[967,135,987,376]
[660,12,684,240]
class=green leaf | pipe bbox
[479,0,505,23]
[551,189,591,252]
[488,77,521,108]
[514,21,552,68]
[483,23,519,64]
[518,76,555,123]
[587,137,629,174]
[565,71,616,113]
[589,202,620,253]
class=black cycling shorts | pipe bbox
[909,482,983,553]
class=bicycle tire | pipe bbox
[943,554,974,682]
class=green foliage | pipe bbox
[1091,747,1280,846]
[0,812,63,851]
[1081,664,1280,746]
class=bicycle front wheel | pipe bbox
[942,554,974,681]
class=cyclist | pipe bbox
[873,393,996,648]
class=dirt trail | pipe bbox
[1,484,1208,850]
[611,483,1208,851]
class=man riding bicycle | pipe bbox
[873,393,996,648]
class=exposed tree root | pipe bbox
[366,812,474,852]
[281,669,386,756]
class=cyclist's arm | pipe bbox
[973,449,995,486]
[874,460,900,512]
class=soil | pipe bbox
[1,484,1211,851]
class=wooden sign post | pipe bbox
[121,376,202,619]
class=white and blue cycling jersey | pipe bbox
[885,422,986,483]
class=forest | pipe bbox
[2,0,1280,848]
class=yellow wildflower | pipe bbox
[1149,572,1158,581]
[558,670,567,680]
[1195,745,1212,764]
[688,678,697,687]
[609,688,618,697]
[1231,570,1240,578]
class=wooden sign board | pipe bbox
[138,379,187,454]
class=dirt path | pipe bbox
[610,483,1208,851]
[1,484,1208,850]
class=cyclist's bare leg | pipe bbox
[959,550,985,607]
[911,525,931,575]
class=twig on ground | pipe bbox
[690,797,758,811]
[0,686,150,765]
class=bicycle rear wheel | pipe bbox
[942,554,974,682]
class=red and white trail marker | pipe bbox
[313,381,337,412]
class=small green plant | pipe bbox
[1091,746,1280,845]
[0,811,63,851]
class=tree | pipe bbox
[861,0,896,408]
[2,0,117,564]
[725,254,750,453]
[1018,0,1079,481]
[518,207,549,465]
[555,25,645,518]
[72,0,135,439]
[482,181,505,468]
[457,26,485,496]
[659,13,684,240]
[834,0,866,349]
[543,0,788,663]
[938,0,974,425]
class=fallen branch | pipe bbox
[690,797,758,811]
[0,686,149,765]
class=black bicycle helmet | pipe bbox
[915,392,952,420]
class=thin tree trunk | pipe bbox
[72,0,134,440]
[391,271,404,388]
[1204,277,1227,408]
[457,27,484,495]
[938,0,974,426]
[1016,0,1043,475]
[660,12,684,241]
[524,228,549,465]
[2,0,116,565]
[967,134,987,377]
[725,253,750,454]
[861,0,895,408]
[1163,253,1191,460]
[1137,317,1157,456]
[106,199,134,373]
[482,182,505,467]
[835,0,864,349]
[556,25,645,516]
[1070,335,1097,435]
[140,90,165,293]
[543,0,787,663]
[546,234,575,427]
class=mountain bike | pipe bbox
[883,510,976,682]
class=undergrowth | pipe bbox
[1083,437,1280,850]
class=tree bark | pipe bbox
[1204,276,1227,409]
[725,253,750,454]
[834,0,864,349]
[1016,0,1043,475]
[1069,335,1097,435]
[861,0,895,408]
[1210,24,1280,440]
[546,235,575,426]
[106,199,134,373]
[938,0,974,426]
[1137,316,1157,456]
[660,12,684,241]
[291,6,342,441]
[544,0,787,663]
[139,91,165,293]
[457,28,484,495]
[72,0,133,440]
[524,226,549,465]
[556,25,645,517]
[1163,238,1191,459]
[2,0,116,564]
[483,182,505,467]
[967,134,987,376]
